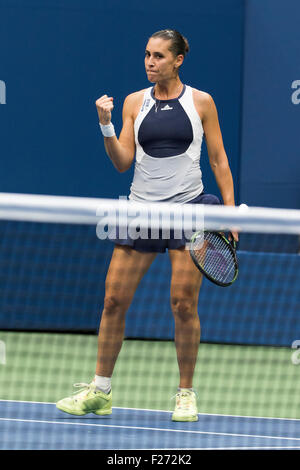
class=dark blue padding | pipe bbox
[125,250,300,347]
[0,219,298,347]
[138,93,193,158]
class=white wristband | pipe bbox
[99,122,115,138]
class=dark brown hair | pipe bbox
[150,29,190,57]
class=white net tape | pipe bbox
[0,192,300,234]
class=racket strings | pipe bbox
[193,232,236,283]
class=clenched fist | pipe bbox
[95,95,114,125]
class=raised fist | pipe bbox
[95,95,114,125]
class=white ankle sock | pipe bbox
[94,375,111,394]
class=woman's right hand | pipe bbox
[95,95,114,125]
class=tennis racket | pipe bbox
[189,231,238,287]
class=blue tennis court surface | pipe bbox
[0,400,300,449]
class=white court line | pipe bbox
[0,417,300,443]
[1,399,300,422]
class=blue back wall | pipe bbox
[0,0,244,202]
[240,0,300,210]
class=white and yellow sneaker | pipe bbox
[172,389,198,422]
[56,382,112,416]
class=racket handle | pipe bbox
[228,233,237,250]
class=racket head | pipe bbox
[189,231,238,287]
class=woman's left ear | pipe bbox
[176,55,184,68]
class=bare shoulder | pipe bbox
[191,88,216,120]
[124,89,146,104]
[123,89,147,119]
[192,88,214,105]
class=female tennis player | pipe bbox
[56,29,237,422]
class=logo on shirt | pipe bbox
[141,98,151,112]
[161,104,173,111]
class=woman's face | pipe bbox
[145,37,183,83]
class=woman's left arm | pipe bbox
[196,92,235,207]
[193,90,238,241]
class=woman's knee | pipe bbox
[171,297,198,322]
[103,294,128,316]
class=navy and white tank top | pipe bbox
[129,85,204,203]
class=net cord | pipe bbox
[0,192,300,234]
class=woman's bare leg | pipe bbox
[96,245,156,377]
[168,247,203,388]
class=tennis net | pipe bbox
[0,193,300,450]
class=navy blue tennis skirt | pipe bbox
[111,191,221,253]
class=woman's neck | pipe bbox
[153,79,183,100]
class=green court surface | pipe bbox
[0,331,299,419]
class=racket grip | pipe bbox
[228,232,237,250]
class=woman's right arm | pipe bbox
[95,93,138,173]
